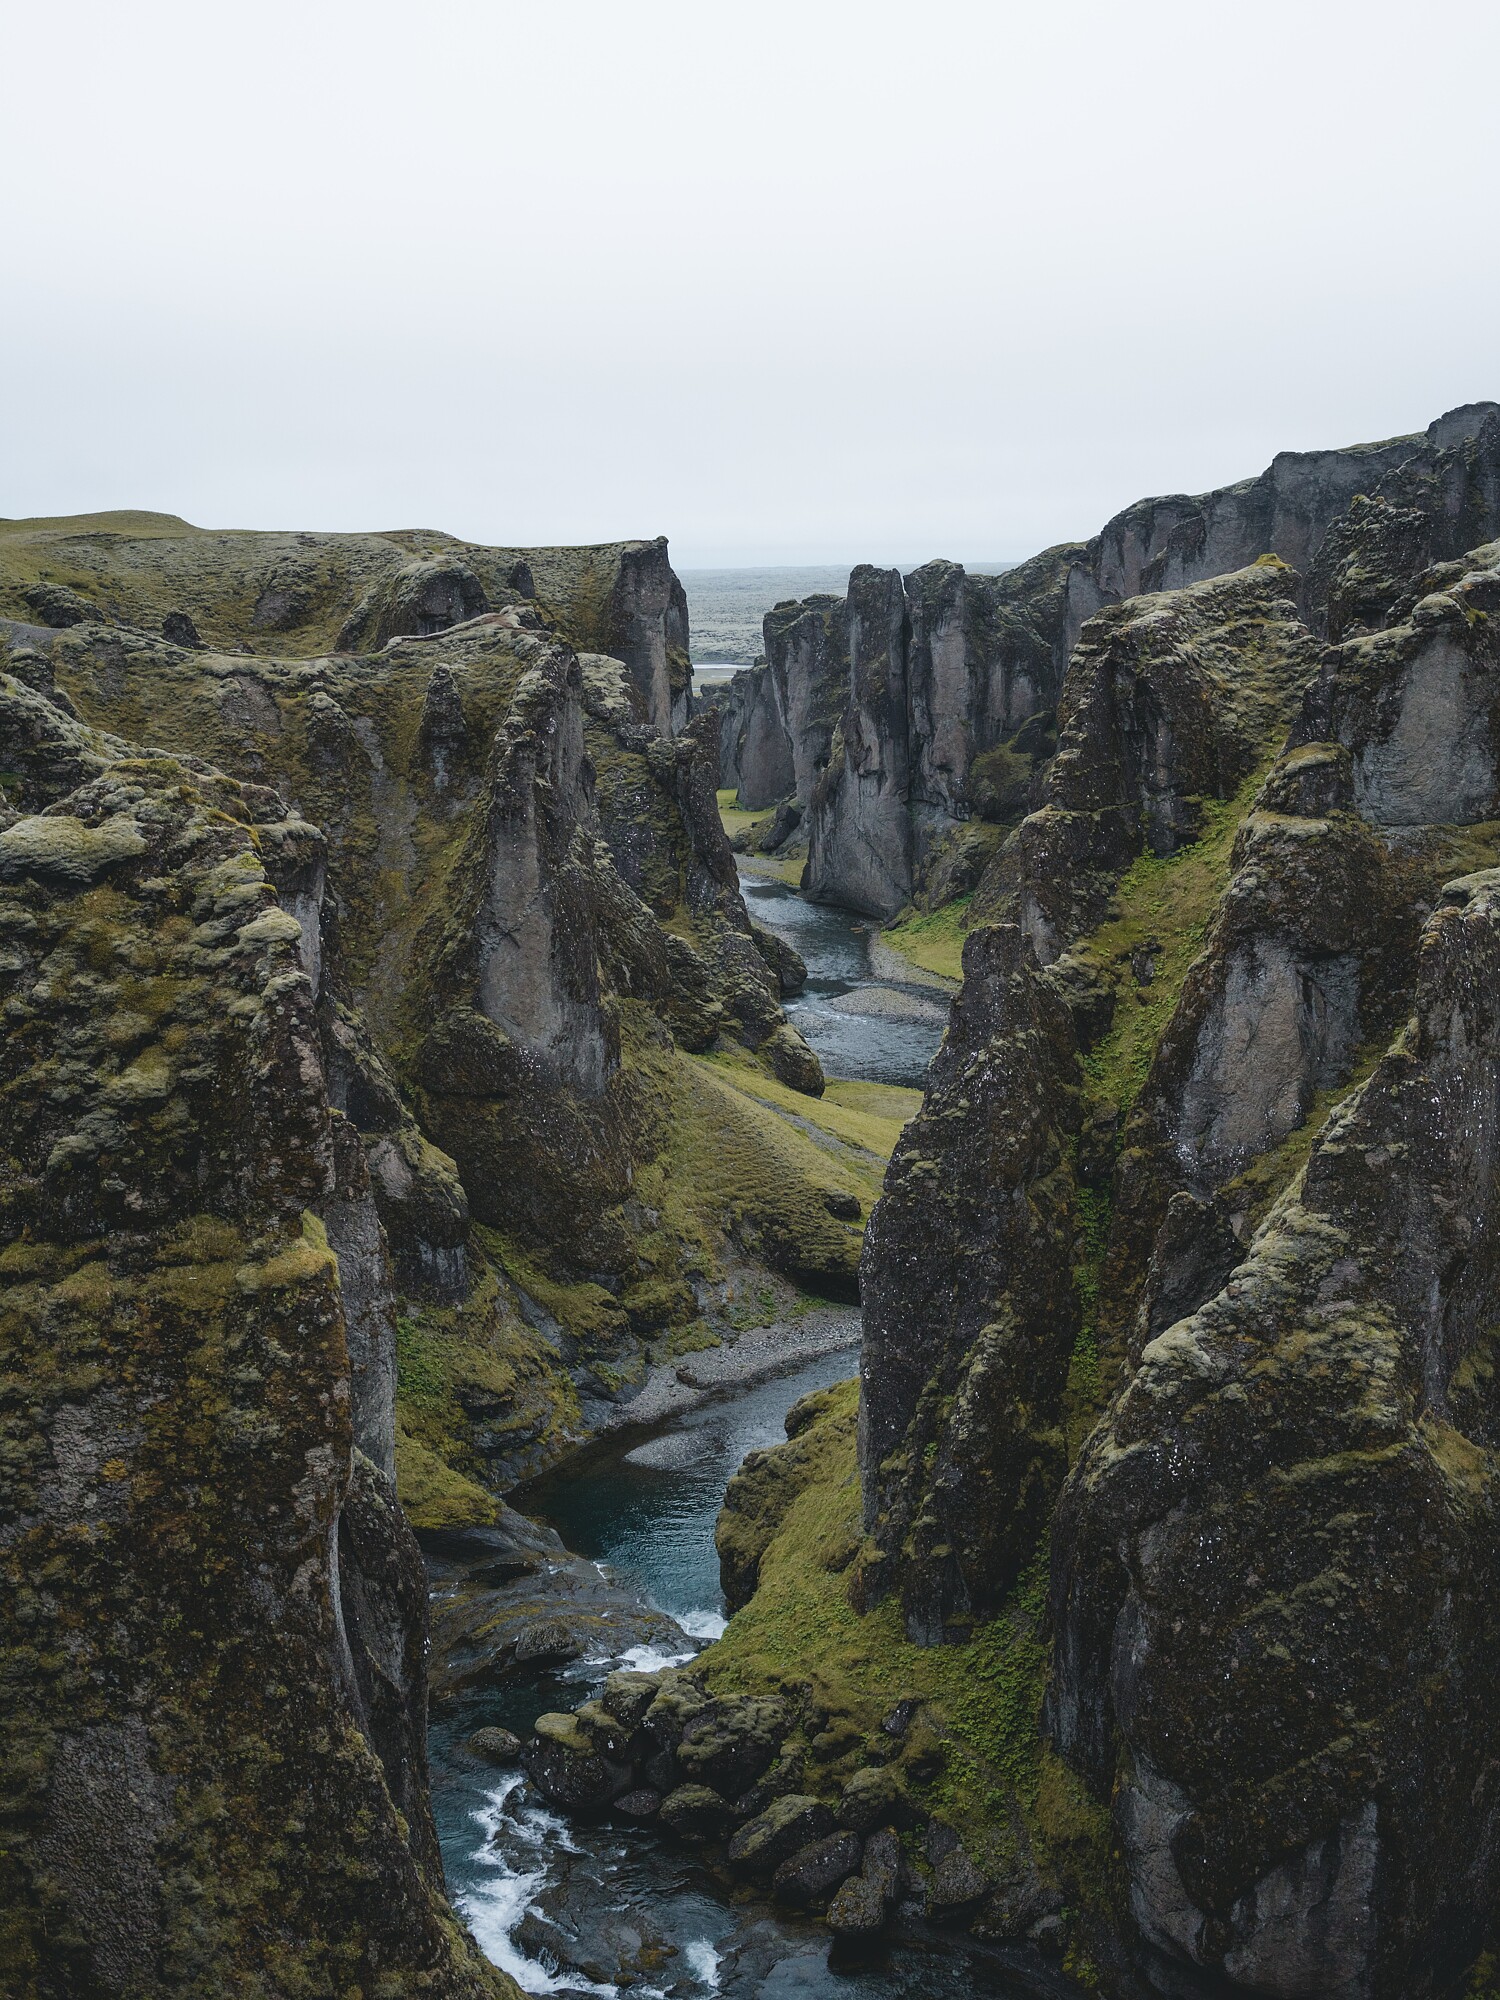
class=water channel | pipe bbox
[426,874,1070,1998]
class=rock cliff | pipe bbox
[0,677,514,1996]
[0,521,851,1487]
[0,514,692,733]
[723,402,1500,919]
[847,508,1500,1990]
[0,510,874,1993]
[637,438,1500,1992]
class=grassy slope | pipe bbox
[700,1382,1109,1956]
[391,1038,920,1528]
[717,789,805,885]
[880,895,973,980]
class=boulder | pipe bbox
[523,1713,631,1813]
[467,1727,523,1766]
[926,1844,989,1915]
[600,1669,661,1731]
[761,1020,825,1097]
[611,1788,662,1821]
[826,1828,902,1936]
[161,608,202,647]
[512,1619,585,1668]
[674,1693,788,1798]
[725,1794,835,1877]
[657,1784,733,1841]
[772,1830,862,1909]
[835,1765,907,1834]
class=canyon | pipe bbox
[6,397,1500,2000]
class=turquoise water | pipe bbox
[737,872,947,1089]
[427,1348,1075,1998]
[427,877,1070,1997]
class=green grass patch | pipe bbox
[1076,775,1265,1118]
[717,787,762,842]
[395,1313,447,1408]
[700,1381,1106,1889]
[702,1049,920,1174]
[881,895,974,981]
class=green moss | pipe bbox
[736,848,806,887]
[700,1383,1107,1905]
[700,1049,919,1202]
[392,1259,582,1514]
[881,895,973,980]
[628,1039,864,1287]
[395,1313,447,1409]
[1077,773,1266,1118]
[394,1428,499,1530]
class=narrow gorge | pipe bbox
[6,397,1500,2000]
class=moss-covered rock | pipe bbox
[0,682,511,1996]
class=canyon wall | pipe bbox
[617,507,1500,1993]
[0,514,870,1992]
[722,402,1500,918]
[0,676,515,1997]
[854,479,1500,1990]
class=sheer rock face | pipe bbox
[989,564,1321,962]
[1049,871,1500,2000]
[857,922,1080,1640]
[1293,545,1500,827]
[805,566,915,918]
[0,678,509,1997]
[14,586,825,1319]
[746,403,1500,917]
[855,567,1320,1641]
[721,659,796,809]
[1086,401,1500,608]
[854,518,1500,1987]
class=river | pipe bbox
[425,877,1069,1998]
[736,871,951,1089]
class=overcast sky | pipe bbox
[4,0,1497,567]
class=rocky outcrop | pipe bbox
[717,595,849,813]
[1051,868,1500,1999]
[1293,541,1500,825]
[0,676,511,1996]
[987,561,1321,960]
[857,924,1080,1640]
[1,545,850,1510]
[803,567,915,917]
[0,515,693,733]
[719,659,794,809]
[737,403,1500,919]
[841,511,1500,1992]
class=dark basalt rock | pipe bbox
[22,579,106,628]
[161,607,202,646]
[826,1830,902,1935]
[1050,868,1500,1998]
[468,1727,524,1765]
[611,1787,662,1821]
[772,1830,862,1908]
[858,921,1082,1640]
[746,402,1500,923]
[725,1794,836,1877]
[657,1784,733,1840]
[0,679,511,1996]
[524,1713,633,1813]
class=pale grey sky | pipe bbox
[4,0,1497,567]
